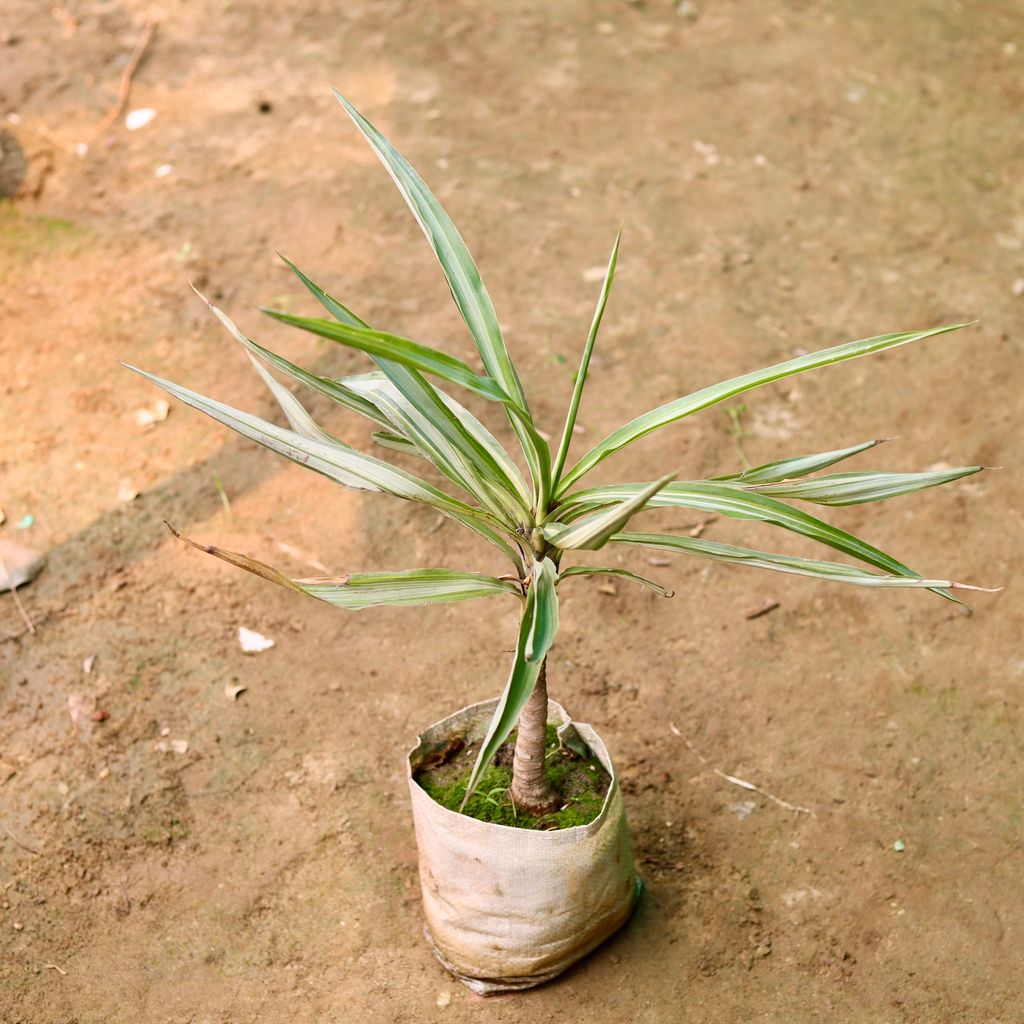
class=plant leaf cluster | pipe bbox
[126,91,991,802]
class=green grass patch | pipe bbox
[415,724,611,830]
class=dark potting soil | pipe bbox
[414,724,612,830]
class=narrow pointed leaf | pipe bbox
[558,565,674,597]
[262,309,512,404]
[715,439,887,484]
[331,91,551,511]
[462,592,545,805]
[746,467,982,505]
[194,287,392,430]
[286,261,534,510]
[279,254,370,329]
[552,230,620,485]
[525,558,559,662]
[544,473,675,551]
[610,532,995,592]
[462,561,561,803]
[332,90,528,409]
[343,372,530,523]
[557,323,972,496]
[124,364,523,563]
[244,352,340,446]
[371,429,424,457]
[557,480,955,599]
[168,525,519,608]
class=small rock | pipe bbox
[436,990,451,1008]
[133,399,169,428]
[125,108,155,130]
[1011,278,1024,297]
[68,692,97,736]
[116,480,139,503]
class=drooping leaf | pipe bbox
[557,564,674,597]
[543,473,675,551]
[610,532,996,592]
[715,439,887,484]
[556,323,972,496]
[124,364,522,563]
[744,467,982,506]
[551,229,620,486]
[167,525,520,608]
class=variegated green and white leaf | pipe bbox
[715,439,886,484]
[557,480,953,599]
[332,90,528,410]
[287,260,534,510]
[745,467,982,506]
[610,532,996,592]
[279,254,370,330]
[557,564,674,597]
[371,429,424,457]
[557,323,971,496]
[168,525,520,608]
[345,372,532,521]
[243,352,339,446]
[552,229,620,485]
[543,473,675,551]
[462,559,560,804]
[526,558,559,662]
[124,364,522,562]
[262,309,512,404]
[194,287,392,430]
[332,91,552,510]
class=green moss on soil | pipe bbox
[415,724,611,830]
[0,201,86,260]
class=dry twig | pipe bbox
[4,827,41,855]
[30,16,158,154]
[669,722,815,816]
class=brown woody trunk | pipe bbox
[509,659,561,815]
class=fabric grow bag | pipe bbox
[407,698,639,994]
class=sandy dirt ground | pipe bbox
[2,1,1022,1021]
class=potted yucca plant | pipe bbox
[127,91,992,994]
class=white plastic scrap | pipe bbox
[238,626,275,653]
